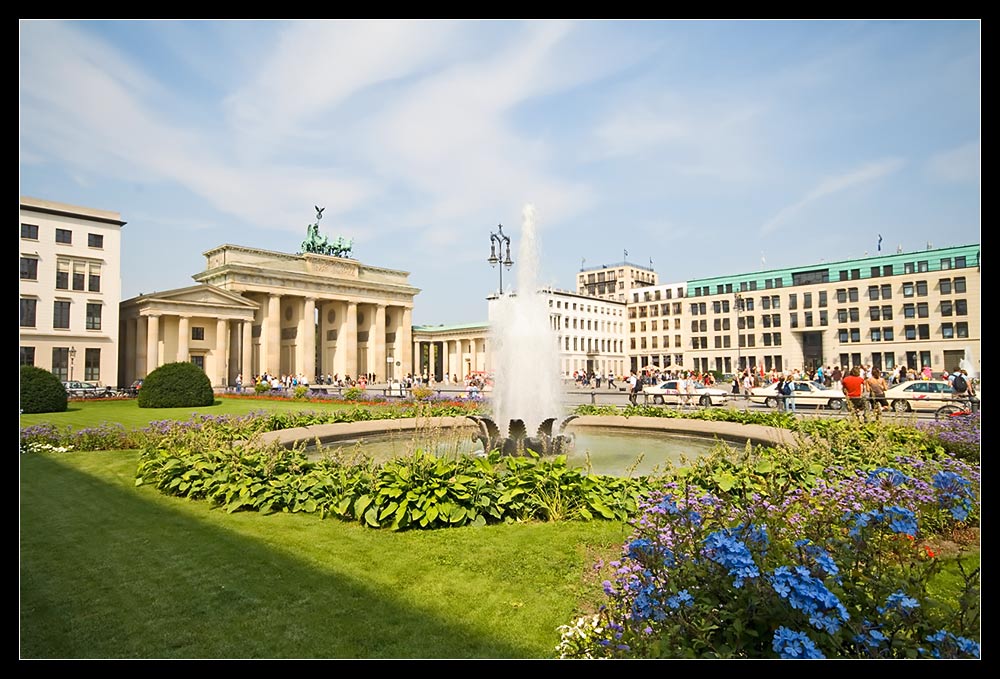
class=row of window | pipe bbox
[20,298,104,330]
[630,302,685,318]
[690,255,972,297]
[837,323,970,342]
[19,346,102,382]
[563,336,625,353]
[548,299,624,316]
[21,223,105,248]
[20,256,103,292]
[632,336,685,350]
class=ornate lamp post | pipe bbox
[487,224,513,294]
[69,345,77,382]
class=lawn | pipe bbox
[20,397,627,659]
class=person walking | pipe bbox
[607,371,616,390]
[628,371,640,406]
[842,366,868,419]
[866,367,889,412]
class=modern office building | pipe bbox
[576,260,658,302]
[678,244,981,377]
[19,196,124,386]
[624,281,688,374]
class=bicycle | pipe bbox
[934,395,980,421]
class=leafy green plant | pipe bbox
[342,387,363,401]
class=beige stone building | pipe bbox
[411,323,489,382]
[20,196,124,386]
[576,260,658,302]
[625,281,688,373]
[119,244,419,387]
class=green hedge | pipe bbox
[137,362,215,408]
[20,366,68,414]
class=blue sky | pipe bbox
[19,19,981,325]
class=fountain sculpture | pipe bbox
[470,203,569,456]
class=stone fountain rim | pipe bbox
[255,414,801,450]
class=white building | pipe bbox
[20,196,124,386]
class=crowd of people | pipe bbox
[229,370,492,399]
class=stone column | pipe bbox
[178,315,190,363]
[299,297,316,380]
[242,320,253,383]
[145,314,160,374]
[345,301,358,380]
[135,316,147,382]
[375,304,386,382]
[264,293,281,377]
[216,318,228,386]
[402,308,413,379]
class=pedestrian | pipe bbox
[842,367,868,419]
[607,371,616,390]
[866,367,889,411]
[628,371,640,405]
[235,373,243,394]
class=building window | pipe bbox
[52,347,70,381]
[941,300,953,316]
[869,306,881,321]
[954,277,966,293]
[883,328,894,341]
[20,298,37,327]
[904,262,915,274]
[839,329,849,343]
[904,325,916,340]
[918,324,930,340]
[53,301,72,329]
[940,278,952,294]
[902,282,914,297]
[871,329,882,342]
[73,263,86,291]
[818,291,827,307]
[819,311,827,326]
[916,281,928,296]
[86,303,102,330]
[838,309,847,323]
[940,257,952,270]
[788,294,797,310]
[56,262,69,289]
[956,322,969,338]
[805,312,813,327]
[84,348,101,382]
[955,299,968,316]
[55,228,72,244]
[942,323,954,339]
[21,346,36,366]
[917,302,929,318]
[849,308,859,323]
[88,233,104,248]
[849,288,859,302]
[836,289,847,304]
[955,256,967,268]
[882,305,893,320]
[20,257,38,280]
[88,265,101,292]
[903,304,915,319]
[21,223,39,240]
[917,260,929,273]
[850,328,861,343]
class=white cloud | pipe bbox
[761,157,905,235]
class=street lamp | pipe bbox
[69,346,77,382]
[487,224,513,294]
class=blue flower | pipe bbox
[703,527,760,588]
[666,589,693,609]
[867,467,909,487]
[878,589,920,616]
[883,506,918,536]
[772,627,825,659]
[770,566,849,634]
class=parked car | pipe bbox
[884,380,966,412]
[750,380,846,410]
[62,380,103,398]
[643,380,729,407]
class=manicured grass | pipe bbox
[19,396,370,432]
[20,448,628,659]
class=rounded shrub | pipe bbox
[137,362,215,408]
[20,366,68,414]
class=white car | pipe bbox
[750,380,846,411]
[643,380,729,407]
[884,380,966,412]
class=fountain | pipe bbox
[479,204,567,453]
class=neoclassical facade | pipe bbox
[411,323,489,382]
[119,244,419,387]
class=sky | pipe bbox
[19,19,981,326]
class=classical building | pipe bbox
[411,323,489,382]
[576,260,658,302]
[19,196,124,386]
[119,244,419,387]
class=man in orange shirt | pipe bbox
[841,366,867,418]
